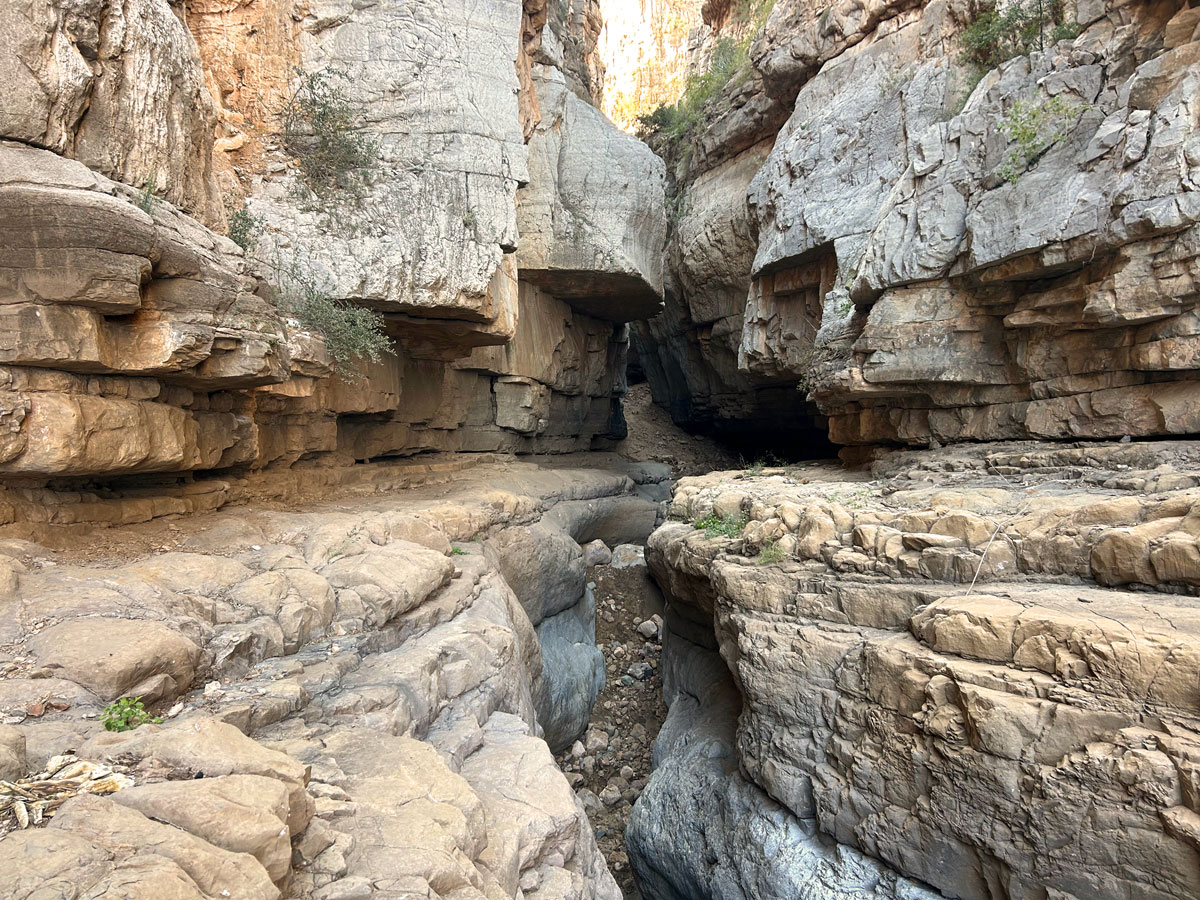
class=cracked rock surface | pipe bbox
[632,439,1200,900]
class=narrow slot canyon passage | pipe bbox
[3,0,1200,898]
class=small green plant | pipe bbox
[665,189,691,226]
[958,0,1070,72]
[636,36,749,143]
[756,540,787,565]
[102,697,162,732]
[281,67,379,206]
[743,459,766,477]
[275,265,393,377]
[462,211,477,231]
[136,173,158,214]
[731,0,776,26]
[227,204,264,252]
[1050,20,1082,42]
[995,95,1084,183]
[695,512,749,539]
[637,0,775,148]
[828,485,874,510]
[450,545,466,556]
[794,343,834,397]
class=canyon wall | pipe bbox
[636,443,1200,900]
[635,0,1200,451]
[0,2,668,897]
[598,0,705,130]
[0,0,666,522]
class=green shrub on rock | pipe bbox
[227,204,264,252]
[959,0,1072,71]
[276,270,393,377]
[756,540,787,565]
[694,512,748,538]
[996,94,1086,183]
[281,67,379,206]
[101,697,161,732]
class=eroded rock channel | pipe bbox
[631,442,1200,900]
[0,457,669,898]
[4,0,1200,897]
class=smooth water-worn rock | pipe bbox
[627,610,939,900]
[0,457,664,899]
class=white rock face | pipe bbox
[628,614,940,900]
[250,0,529,336]
[518,64,667,322]
[0,0,668,486]
[638,0,1200,449]
[0,0,225,227]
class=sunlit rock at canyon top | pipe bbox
[2,0,1200,899]
[598,0,706,131]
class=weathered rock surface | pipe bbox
[628,616,937,900]
[634,440,1200,900]
[637,0,1200,450]
[0,0,666,501]
[0,457,667,898]
[1,0,225,226]
[633,139,821,452]
[519,63,667,322]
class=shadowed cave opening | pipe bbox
[625,343,837,464]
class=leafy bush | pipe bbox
[227,205,263,252]
[637,36,748,143]
[959,0,1071,71]
[1050,20,1082,41]
[276,267,393,377]
[636,0,776,147]
[450,545,466,556]
[281,67,379,205]
[694,512,749,538]
[794,343,835,397]
[756,540,787,565]
[996,95,1084,183]
[102,697,162,732]
[878,65,915,98]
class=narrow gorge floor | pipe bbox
[557,550,668,900]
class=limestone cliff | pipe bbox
[598,0,705,130]
[0,4,666,894]
[0,0,666,512]
[635,0,1200,451]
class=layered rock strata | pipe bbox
[633,440,1200,900]
[637,0,1200,449]
[0,456,667,898]
[0,0,666,504]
